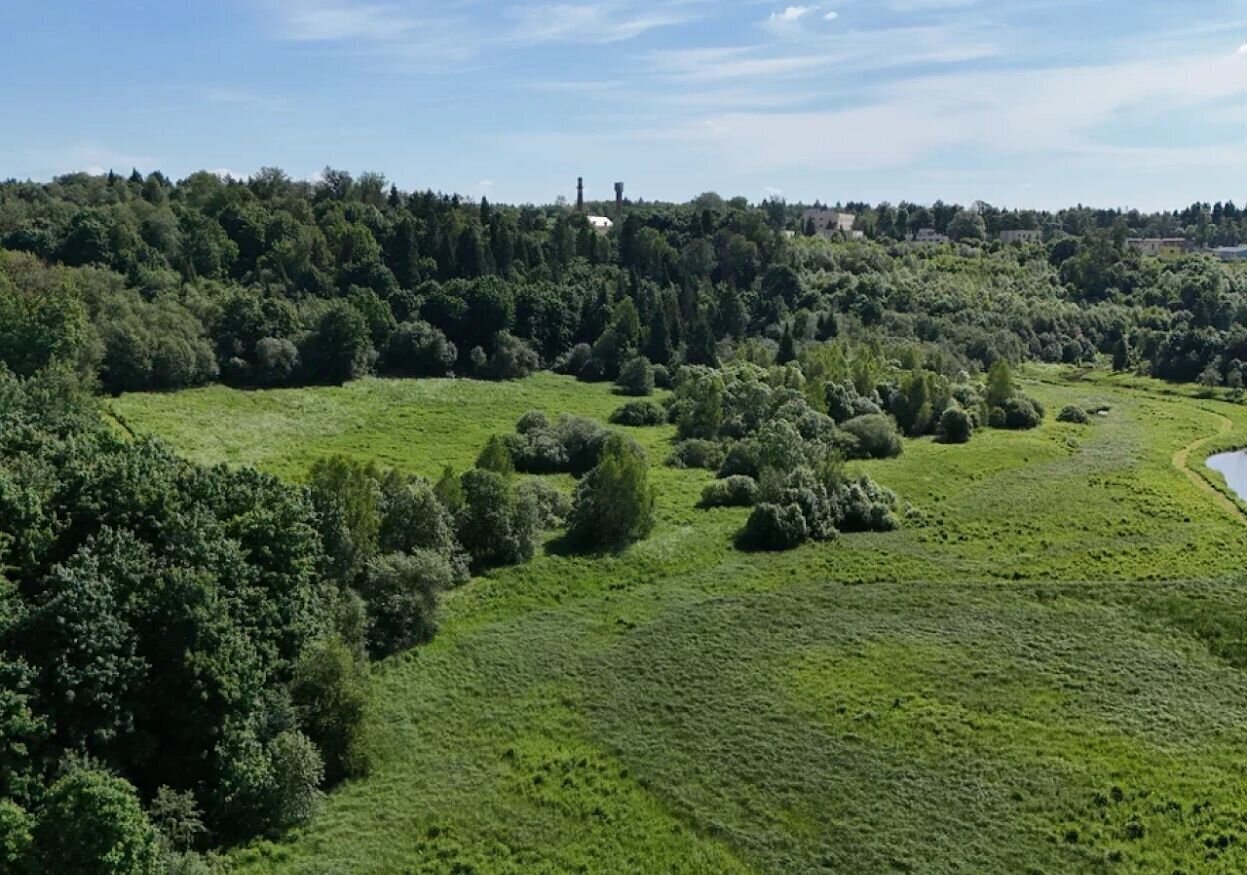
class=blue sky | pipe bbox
[3,0,1245,210]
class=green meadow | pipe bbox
[112,368,1247,874]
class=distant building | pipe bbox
[587,215,613,235]
[801,208,857,239]
[999,229,1043,245]
[912,228,950,244]
[1127,237,1191,258]
[1212,245,1247,262]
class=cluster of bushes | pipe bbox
[667,362,903,469]
[501,411,610,475]
[983,360,1045,430]
[472,415,658,552]
[610,399,665,427]
[661,363,900,551]
[737,463,899,552]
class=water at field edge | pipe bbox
[1207,450,1247,502]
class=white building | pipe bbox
[1212,245,1247,262]
[999,229,1043,245]
[587,215,613,235]
[801,208,857,239]
[912,228,950,244]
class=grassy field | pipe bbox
[113,368,1247,874]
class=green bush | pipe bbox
[739,503,808,551]
[667,439,725,470]
[456,468,539,569]
[517,479,572,529]
[482,331,539,380]
[358,551,451,656]
[1057,404,1090,424]
[1001,394,1044,429]
[610,399,665,427]
[700,475,759,508]
[290,638,369,782]
[936,405,973,444]
[840,414,903,459]
[383,320,456,377]
[566,435,655,550]
[615,355,655,396]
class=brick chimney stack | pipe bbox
[576,177,584,212]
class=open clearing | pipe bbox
[114,368,1247,874]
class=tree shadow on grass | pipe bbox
[543,531,635,558]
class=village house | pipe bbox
[1127,237,1190,257]
[999,229,1043,245]
[912,228,950,244]
[801,208,862,240]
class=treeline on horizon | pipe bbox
[0,167,1245,402]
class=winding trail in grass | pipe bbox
[1171,408,1246,525]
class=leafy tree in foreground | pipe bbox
[566,435,655,550]
[33,766,162,875]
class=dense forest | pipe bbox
[1,169,1245,398]
[1,168,1246,872]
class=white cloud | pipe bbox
[501,3,694,45]
[658,52,1247,175]
[823,10,838,21]
[763,4,818,36]
[1237,42,1247,55]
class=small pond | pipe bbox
[1207,450,1247,502]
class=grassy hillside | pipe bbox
[113,369,1247,874]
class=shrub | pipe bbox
[936,405,973,444]
[482,331,539,380]
[254,337,300,387]
[740,503,808,551]
[610,400,665,427]
[566,435,656,550]
[667,439,724,470]
[717,441,761,478]
[1001,395,1044,430]
[833,476,900,532]
[825,381,881,424]
[840,414,903,459]
[383,320,456,377]
[987,405,1007,428]
[289,637,368,783]
[700,475,759,508]
[652,364,672,389]
[516,410,550,434]
[1057,404,1090,424]
[377,472,463,568]
[615,356,655,396]
[358,551,452,656]
[456,468,538,569]
[509,413,608,475]
[555,343,592,376]
[475,434,515,475]
[517,479,572,529]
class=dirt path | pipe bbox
[1172,409,1246,524]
